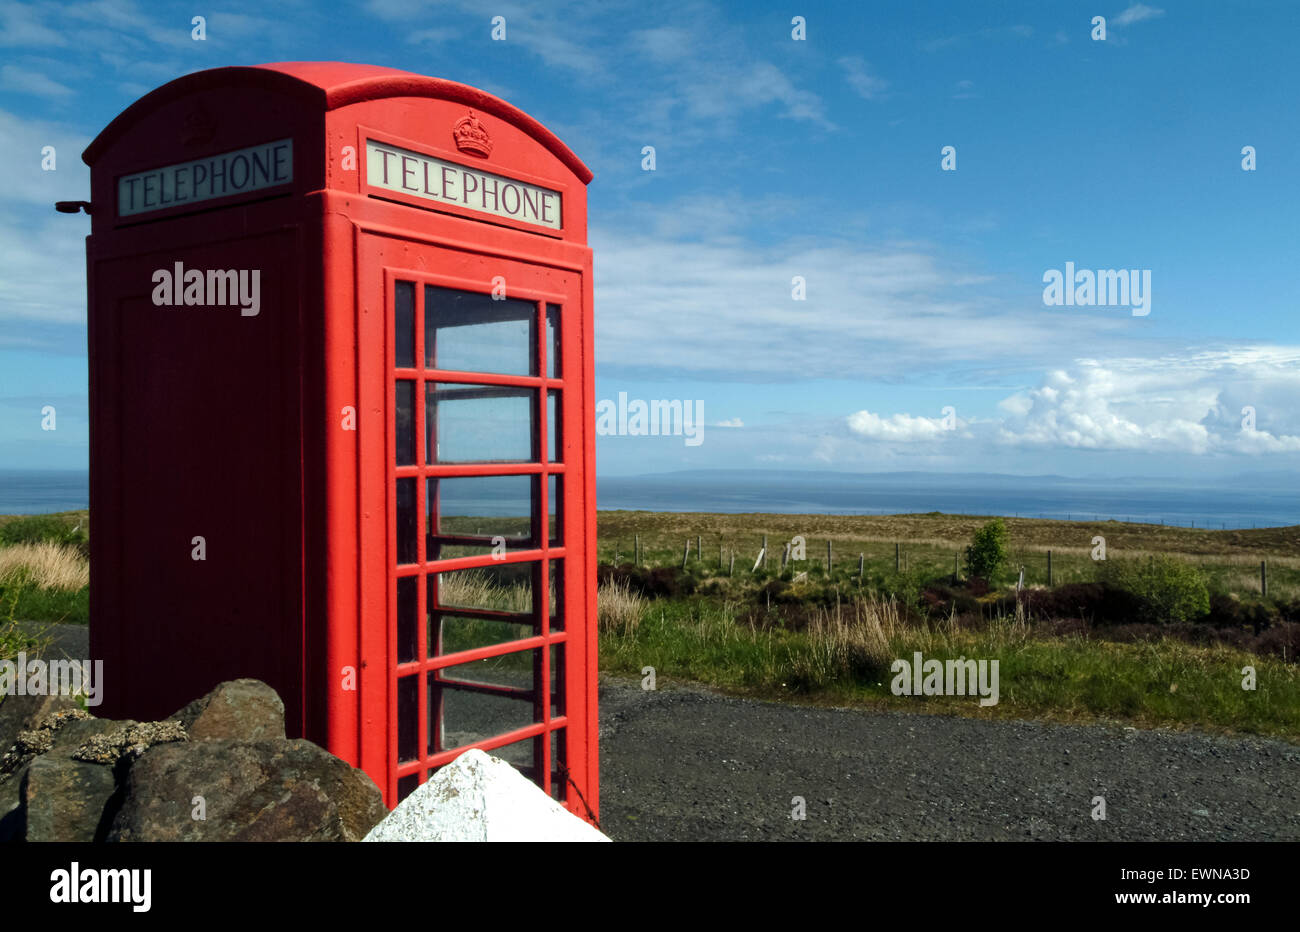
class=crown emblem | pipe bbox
[181,103,217,147]
[452,111,492,158]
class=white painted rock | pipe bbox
[362,748,610,842]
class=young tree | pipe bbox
[965,518,1009,582]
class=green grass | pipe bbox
[4,505,1299,738]
[596,510,1300,600]
[0,582,89,626]
[598,593,1300,739]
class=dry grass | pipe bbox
[598,510,1300,560]
[790,594,898,685]
[597,578,645,634]
[435,568,534,615]
[0,542,89,591]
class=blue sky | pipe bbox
[1,0,1298,480]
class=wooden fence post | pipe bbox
[1047,550,1053,587]
[762,535,768,569]
[826,540,832,574]
[682,539,689,569]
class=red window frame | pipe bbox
[385,267,572,805]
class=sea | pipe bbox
[1,468,1295,530]
[594,470,1299,530]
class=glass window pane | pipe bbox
[427,475,536,560]
[546,304,560,378]
[549,559,563,631]
[395,281,415,368]
[398,675,418,763]
[430,609,535,658]
[396,478,418,565]
[548,474,561,546]
[396,380,416,466]
[398,773,419,803]
[550,729,566,801]
[548,390,560,462]
[425,286,536,375]
[434,562,534,615]
[428,650,539,755]
[397,575,418,663]
[550,644,563,718]
[427,383,534,463]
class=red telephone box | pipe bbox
[80,62,597,817]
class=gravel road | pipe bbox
[597,677,1300,841]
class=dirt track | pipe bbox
[597,677,1300,841]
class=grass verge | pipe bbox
[597,587,1300,740]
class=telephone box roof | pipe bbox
[82,61,593,184]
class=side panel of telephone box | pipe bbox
[86,85,325,731]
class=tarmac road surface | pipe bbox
[596,677,1300,841]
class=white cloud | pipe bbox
[922,24,1034,53]
[1114,4,1165,27]
[994,351,1300,455]
[0,108,91,207]
[1,64,74,98]
[592,198,1139,382]
[0,4,69,47]
[846,410,954,442]
[831,350,1300,461]
[714,418,743,428]
[839,57,889,101]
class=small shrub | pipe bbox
[919,584,981,618]
[0,515,86,552]
[1255,622,1300,664]
[596,564,696,600]
[1015,582,1142,626]
[1099,555,1210,625]
[1205,593,1277,632]
[964,519,1009,583]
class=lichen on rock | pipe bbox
[0,708,93,777]
[72,720,188,765]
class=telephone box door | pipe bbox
[355,233,595,817]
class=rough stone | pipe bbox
[0,715,128,841]
[171,678,285,741]
[363,748,610,842]
[0,692,81,761]
[17,754,120,842]
[107,738,386,842]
